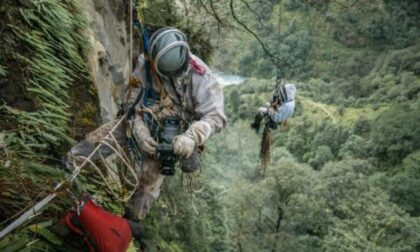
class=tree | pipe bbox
[316,159,420,251]
[308,145,334,170]
[338,135,369,159]
[369,105,420,166]
[387,151,420,216]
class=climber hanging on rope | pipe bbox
[250,79,296,133]
[251,78,296,170]
[66,26,226,221]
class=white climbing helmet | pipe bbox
[149,27,190,77]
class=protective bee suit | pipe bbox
[260,83,296,123]
[67,28,227,220]
[251,83,296,132]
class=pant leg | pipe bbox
[67,118,127,164]
[251,107,267,128]
[126,158,164,220]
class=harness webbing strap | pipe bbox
[66,214,98,252]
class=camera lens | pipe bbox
[159,155,176,176]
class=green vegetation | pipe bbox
[0,0,419,251]
[145,76,419,251]
[0,0,101,250]
[211,0,420,107]
[138,1,420,251]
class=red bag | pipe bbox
[63,199,132,252]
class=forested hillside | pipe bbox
[0,0,419,251]
[142,0,420,251]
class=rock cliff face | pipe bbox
[83,0,131,122]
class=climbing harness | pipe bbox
[126,23,203,176]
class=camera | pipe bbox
[154,116,201,176]
[156,117,181,176]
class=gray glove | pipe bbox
[173,134,195,158]
[172,121,212,158]
[134,124,158,155]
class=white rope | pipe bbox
[85,134,139,201]
[0,193,56,239]
[101,133,139,188]
[0,116,126,240]
[69,117,126,182]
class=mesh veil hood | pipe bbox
[149,27,190,77]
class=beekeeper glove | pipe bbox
[173,135,195,158]
[173,121,212,158]
[134,123,158,155]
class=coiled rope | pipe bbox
[0,116,127,240]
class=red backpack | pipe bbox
[62,198,133,252]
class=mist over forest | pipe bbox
[0,0,419,251]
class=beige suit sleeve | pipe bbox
[186,71,227,145]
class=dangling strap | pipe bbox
[63,212,98,252]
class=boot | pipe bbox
[127,220,147,251]
[266,118,278,130]
[250,114,263,133]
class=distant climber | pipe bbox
[251,82,296,133]
[251,81,296,170]
[66,27,227,224]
